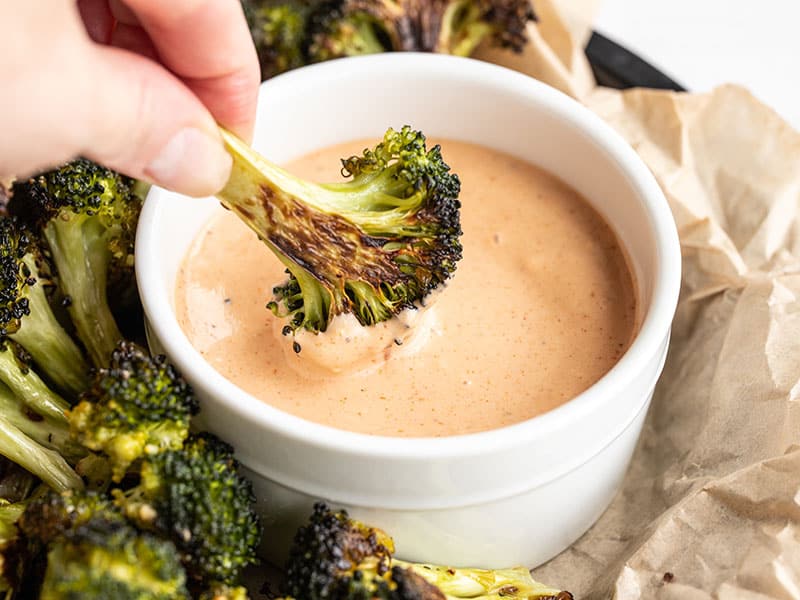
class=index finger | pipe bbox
[121,0,260,141]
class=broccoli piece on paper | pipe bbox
[284,503,573,600]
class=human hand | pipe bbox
[0,0,260,196]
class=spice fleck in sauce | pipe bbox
[176,140,637,437]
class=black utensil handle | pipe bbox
[586,32,686,91]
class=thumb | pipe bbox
[77,43,232,197]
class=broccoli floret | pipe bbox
[245,0,311,78]
[69,340,199,482]
[304,0,392,62]
[0,215,88,397]
[284,504,573,600]
[115,432,261,590]
[199,583,252,600]
[40,517,190,600]
[0,499,26,593]
[10,159,144,368]
[245,0,536,75]
[218,126,462,334]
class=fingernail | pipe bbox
[145,128,232,197]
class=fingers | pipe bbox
[77,0,114,43]
[77,43,232,196]
[120,0,260,141]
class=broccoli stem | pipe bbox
[0,415,83,493]
[44,218,122,368]
[0,345,69,425]
[10,256,89,397]
[393,561,568,600]
[0,385,83,461]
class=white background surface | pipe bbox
[594,0,800,130]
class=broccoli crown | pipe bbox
[11,158,140,265]
[10,159,143,368]
[218,126,462,334]
[305,0,394,62]
[199,583,252,600]
[285,504,573,600]
[70,341,199,481]
[117,432,261,588]
[15,159,134,222]
[244,0,535,79]
[17,490,122,547]
[283,503,395,600]
[0,216,42,336]
[40,517,189,600]
[245,0,310,78]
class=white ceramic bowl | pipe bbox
[136,53,680,569]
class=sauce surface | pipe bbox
[176,140,637,437]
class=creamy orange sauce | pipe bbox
[176,140,637,437]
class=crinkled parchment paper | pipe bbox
[476,2,800,597]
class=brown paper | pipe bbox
[480,4,800,598]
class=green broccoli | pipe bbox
[0,339,71,424]
[11,491,188,599]
[199,583,252,600]
[115,432,261,592]
[0,215,88,398]
[0,498,26,593]
[40,517,190,600]
[69,340,198,482]
[243,0,536,78]
[0,413,82,493]
[245,0,310,78]
[218,126,462,335]
[10,159,144,368]
[284,504,573,600]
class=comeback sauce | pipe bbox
[176,140,637,437]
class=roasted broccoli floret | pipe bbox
[307,0,536,58]
[0,498,26,593]
[199,583,252,600]
[115,432,261,591]
[284,504,572,600]
[11,491,189,599]
[0,215,88,397]
[244,0,536,78]
[245,0,311,78]
[40,518,190,600]
[218,126,462,334]
[10,159,144,368]
[70,340,199,482]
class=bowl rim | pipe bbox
[136,52,681,461]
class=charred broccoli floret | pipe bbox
[0,216,88,396]
[244,0,536,78]
[245,0,310,78]
[115,432,261,591]
[218,126,462,334]
[284,504,572,600]
[40,517,189,599]
[70,340,199,482]
[199,583,252,600]
[10,159,144,368]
